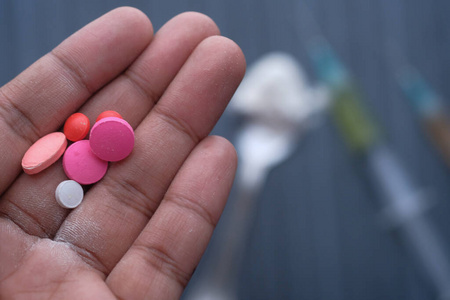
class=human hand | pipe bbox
[0,7,245,299]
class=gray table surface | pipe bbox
[2,1,450,299]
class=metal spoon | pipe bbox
[183,52,328,300]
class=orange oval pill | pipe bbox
[96,110,123,122]
[22,132,67,175]
[64,113,90,142]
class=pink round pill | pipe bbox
[63,140,108,185]
[89,117,134,162]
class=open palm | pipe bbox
[0,7,245,299]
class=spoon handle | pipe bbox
[185,165,267,300]
[211,173,262,285]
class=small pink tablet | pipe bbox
[22,132,67,175]
[63,140,108,185]
[89,117,134,162]
[96,110,123,122]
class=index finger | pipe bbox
[0,7,153,194]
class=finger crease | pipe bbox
[65,242,109,277]
[165,192,216,228]
[0,89,41,146]
[0,211,29,237]
[134,243,191,288]
[104,175,159,220]
[49,50,96,95]
[153,106,202,145]
[0,200,51,238]
[123,70,159,107]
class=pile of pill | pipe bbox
[21,111,134,209]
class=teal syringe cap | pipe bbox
[399,67,442,117]
[308,38,349,89]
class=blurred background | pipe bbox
[2,0,450,299]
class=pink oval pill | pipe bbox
[22,132,67,175]
[89,117,134,162]
[63,140,108,185]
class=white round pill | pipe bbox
[55,180,84,209]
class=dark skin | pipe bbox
[0,7,245,299]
